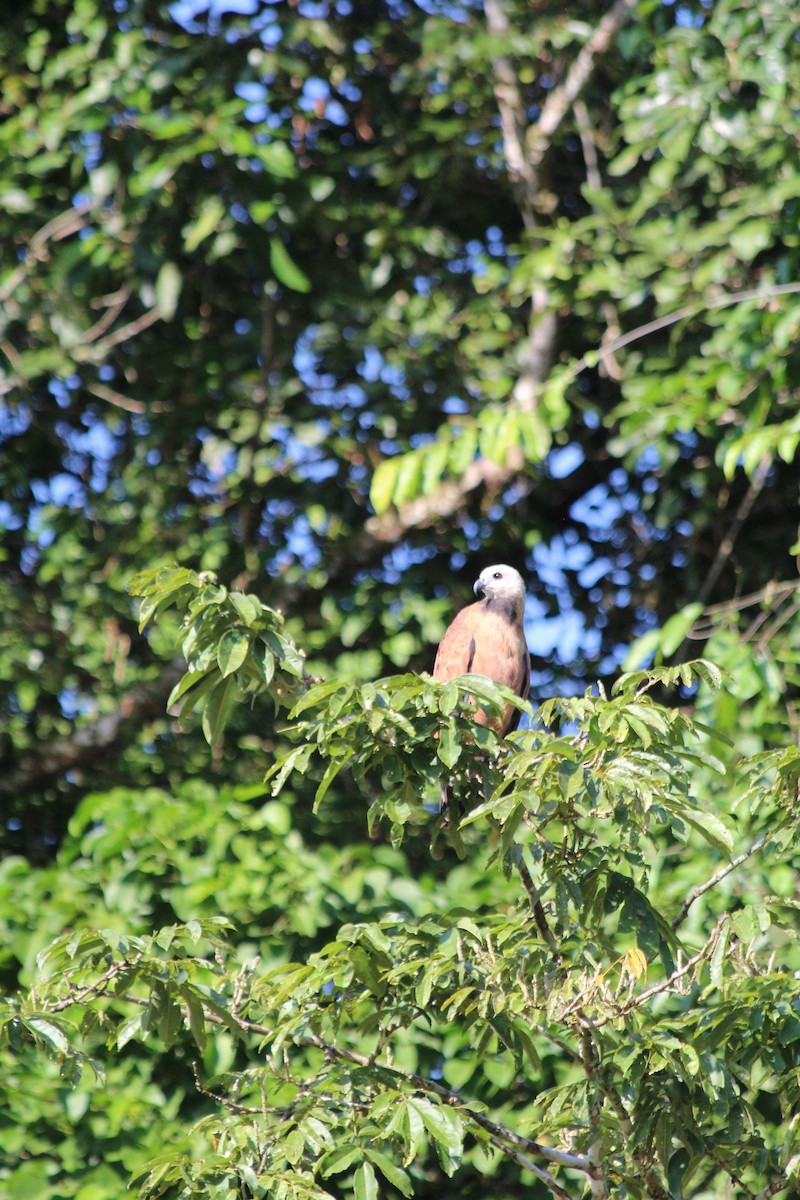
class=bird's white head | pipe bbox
[473,564,526,621]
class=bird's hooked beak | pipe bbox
[473,577,485,597]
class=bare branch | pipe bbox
[672,839,767,929]
[74,305,162,360]
[86,380,147,414]
[0,661,183,799]
[526,0,638,168]
[584,281,800,376]
[574,98,622,381]
[703,579,800,618]
[76,285,132,346]
[483,0,540,223]
[517,856,560,954]
[0,201,98,305]
[698,454,772,607]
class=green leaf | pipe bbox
[183,196,225,252]
[679,808,734,855]
[181,987,207,1053]
[265,744,313,794]
[229,591,263,625]
[201,674,239,747]
[25,1015,70,1056]
[370,458,399,514]
[269,238,311,292]
[313,751,355,812]
[216,629,250,677]
[155,261,182,319]
[319,1145,364,1177]
[117,1009,147,1050]
[518,408,551,461]
[167,668,211,710]
[437,723,461,769]
[730,219,771,260]
[409,1098,463,1167]
[354,1161,378,1200]
[709,920,730,987]
[349,945,387,998]
[366,1151,414,1197]
[660,603,704,657]
[421,439,450,494]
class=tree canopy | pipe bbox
[2,0,800,1197]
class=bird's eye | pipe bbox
[493,571,502,579]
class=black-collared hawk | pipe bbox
[433,564,531,810]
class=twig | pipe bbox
[483,0,539,223]
[614,918,728,1014]
[672,840,767,929]
[742,588,795,644]
[574,98,622,381]
[527,0,638,168]
[95,990,594,1186]
[754,1176,790,1200]
[704,579,799,617]
[533,1023,583,1063]
[579,1023,609,1200]
[86,381,146,413]
[582,282,800,376]
[482,1138,576,1200]
[77,286,132,345]
[192,1060,260,1115]
[697,454,772,607]
[756,598,800,653]
[0,201,98,304]
[304,1031,592,1180]
[517,856,560,955]
[28,960,132,1013]
[73,305,162,360]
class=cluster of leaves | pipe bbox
[3,0,800,858]
[3,0,800,1197]
[7,573,800,1198]
[129,566,307,749]
[369,389,566,516]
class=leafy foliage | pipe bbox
[6,572,800,1197]
[3,0,800,1196]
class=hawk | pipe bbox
[433,564,530,811]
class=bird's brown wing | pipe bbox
[432,604,481,680]
[434,603,530,735]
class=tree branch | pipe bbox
[615,918,728,1014]
[303,1032,587,1198]
[583,282,800,376]
[579,1023,609,1200]
[73,304,162,360]
[0,661,183,799]
[517,856,560,955]
[698,454,772,607]
[574,97,622,381]
[483,0,540,223]
[672,841,766,930]
[80,981,591,1198]
[526,0,638,167]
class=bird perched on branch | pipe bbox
[433,564,531,813]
